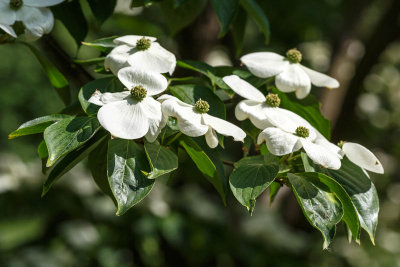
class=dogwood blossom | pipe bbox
[257,109,342,170]
[241,48,339,99]
[89,67,168,141]
[0,0,64,41]
[340,142,384,174]
[105,35,176,76]
[223,74,293,130]
[158,95,246,148]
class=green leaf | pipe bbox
[107,139,154,215]
[144,142,178,179]
[169,84,226,119]
[160,0,207,35]
[229,153,279,213]
[301,152,315,172]
[210,0,239,37]
[74,57,106,65]
[269,181,281,205]
[296,171,361,243]
[180,136,226,204]
[22,43,70,105]
[37,140,49,174]
[82,36,117,53]
[88,0,117,24]
[316,157,379,244]
[239,0,270,44]
[273,88,331,139]
[131,0,163,7]
[9,114,71,139]
[231,7,247,57]
[79,77,125,115]
[288,173,343,249]
[88,138,116,203]
[42,132,107,196]
[51,1,88,45]
[44,117,101,167]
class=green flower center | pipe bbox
[130,85,147,101]
[265,93,281,107]
[136,37,151,51]
[194,99,210,113]
[9,0,23,10]
[286,48,302,63]
[337,140,345,148]
[295,126,309,138]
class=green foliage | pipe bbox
[81,36,117,53]
[88,0,117,25]
[144,142,178,179]
[239,0,270,44]
[211,0,239,37]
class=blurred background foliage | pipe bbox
[1,0,400,266]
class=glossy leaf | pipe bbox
[42,132,107,196]
[144,142,178,179]
[231,7,247,56]
[269,181,281,205]
[288,173,343,249]
[316,157,379,244]
[37,140,49,174]
[180,136,226,204]
[44,117,101,167]
[229,153,279,213]
[211,0,239,37]
[9,114,71,139]
[23,43,70,105]
[239,0,270,44]
[107,139,154,215]
[82,36,117,53]
[78,77,124,115]
[88,0,117,24]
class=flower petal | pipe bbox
[314,138,343,159]
[97,98,149,140]
[114,35,157,46]
[0,2,16,25]
[141,97,163,142]
[300,139,341,170]
[257,127,302,156]
[127,42,176,75]
[88,90,130,106]
[235,100,274,129]
[202,114,246,142]
[0,24,16,37]
[161,98,208,137]
[222,75,265,102]
[342,142,384,174]
[104,45,132,75]
[300,65,339,88]
[16,7,54,41]
[275,64,311,98]
[23,0,65,7]
[241,52,289,78]
[118,67,168,96]
[205,128,219,148]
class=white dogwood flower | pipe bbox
[158,95,246,148]
[105,35,176,76]
[89,67,168,141]
[257,110,342,170]
[241,48,339,99]
[340,142,384,174]
[0,0,64,41]
[223,74,293,130]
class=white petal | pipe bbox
[0,2,16,25]
[88,90,104,106]
[17,7,54,41]
[342,142,384,174]
[161,98,208,137]
[0,24,16,37]
[202,114,246,142]
[301,139,341,170]
[204,128,219,148]
[241,52,289,78]
[222,75,265,102]
[257,127,302,156]
[104,45,132,75]
[314,138,343,159]
[97,98,149,140]
[118,67,168,96]
[114,35,157,46]
[300,65,339,88]
[127,42,176,75]
[235,100,274,129]
[89,91,130,106]
[275,64,311,98]
[141,97,163,142]
[23,0,65,7]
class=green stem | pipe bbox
[165,132,182,146]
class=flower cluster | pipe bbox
[0,0,64,41]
